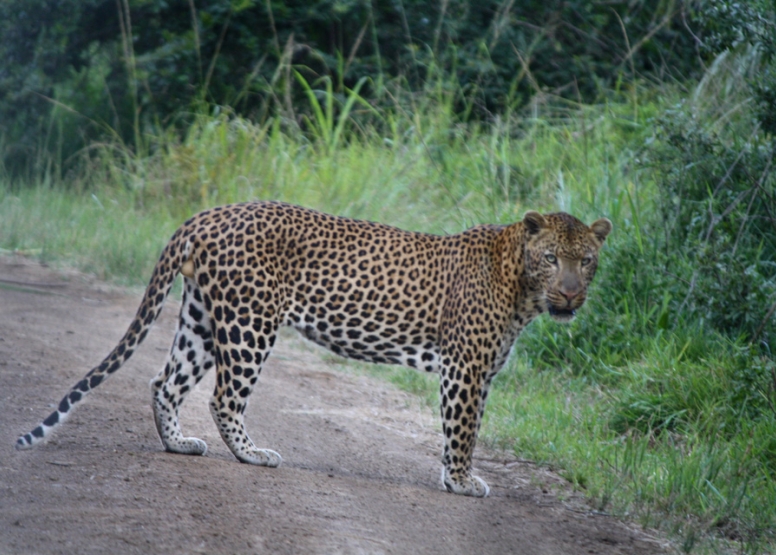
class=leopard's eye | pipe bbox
[545,253,557,264]
[581,256,592,267]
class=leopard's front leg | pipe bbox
[438,357,492,498]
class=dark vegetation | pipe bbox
[2,0,699,174]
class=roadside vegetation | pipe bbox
[2,1,776,552]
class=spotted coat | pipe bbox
[16,201,612,497]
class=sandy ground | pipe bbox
[0,255,671,554]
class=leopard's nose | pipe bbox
[559,288,580,302]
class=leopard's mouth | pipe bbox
[548,305,576,322]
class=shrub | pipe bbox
[0,0,702,178]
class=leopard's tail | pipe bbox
[15,233,194,450]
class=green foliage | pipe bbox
[0,185,179,285]
[652,111,776,346]
[0,0,702,178]
[487,349,776,548]
[520,34,776,371]
[609,341,776,437]
[639,32,776,352]
[692,0,776,137]
[0,0,116,176]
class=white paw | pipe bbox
[442,468,490,497]
[236,447,282,467]
[166,437,208,456]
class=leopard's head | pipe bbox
[521,211,612,323]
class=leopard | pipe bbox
[16,201,611,497]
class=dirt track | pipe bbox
[0,255,670,554]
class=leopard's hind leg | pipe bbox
[208,301,281,467]
[150,276,215,456]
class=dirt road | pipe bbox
[0,255,669,554]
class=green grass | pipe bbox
[2,75,775,553]
[1,88,642,280]
[483,336,776,552]
[0,185,179,285]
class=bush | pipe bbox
[652,107,776,346]
[529,3,776,361]
[0,0,702,178]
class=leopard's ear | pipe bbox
[590,218,612,244]
[523,211,547,235]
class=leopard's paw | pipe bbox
[235,447,282,467]
[442,468,490,497]
[165,437,208,456]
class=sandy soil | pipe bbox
[0,255,671,554]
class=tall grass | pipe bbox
[0,78,641,279]
[2,64,775,553]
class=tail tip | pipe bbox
[15,435,32,450]
[16,426,44,450]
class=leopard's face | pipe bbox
[522,211,612,323]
